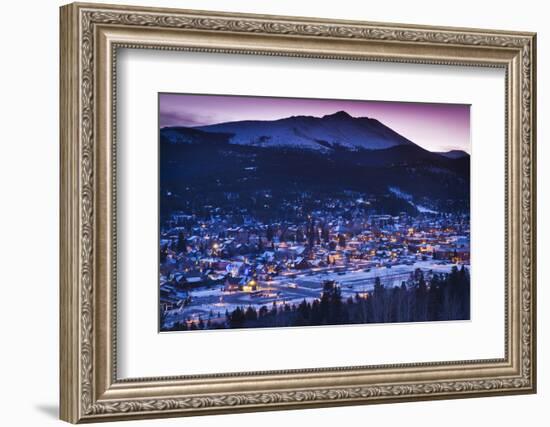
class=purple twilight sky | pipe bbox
[159,93,471,154]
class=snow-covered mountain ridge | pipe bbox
[169,110,418,151]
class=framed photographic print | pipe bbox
[158,93,472,332]
[60,2,537,423]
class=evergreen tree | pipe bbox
[258,238,264,253]
[427,275,442,321]
[329,284,344,323]
[296,299,311,325]
[321,223,330,242]
[389,286,401,322]
[245,306,258,322]
[457,265,470,319]
[338,234,346,248]
[280,226,288,243]
[266,225,274,242]
[311,299,321,324]
[414,272,428,321]
[230,307,246,328]
[258,306,268,318]
[307,218,315,248]
[398,282,410,322]
[372,277,386,322]
[176,231,186,253]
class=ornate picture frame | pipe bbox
[60,2,536,423]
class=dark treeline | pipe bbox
[167,266,470,331]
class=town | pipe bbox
[159,190,470,331]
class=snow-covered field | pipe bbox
[164,260,468,328]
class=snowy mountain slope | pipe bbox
[190,111,416,151]
[160,126,232,145]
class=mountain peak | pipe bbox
[436,150,469,159]
[323,110,352,119]
[185,110,417,151]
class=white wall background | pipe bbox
[0,0,545,426]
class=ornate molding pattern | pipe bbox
[519,42,534,389]
[74,6,535,419]
[87,377,529,416]
[79,9,96,414]
[85,9,532,48]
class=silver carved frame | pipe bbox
[60,2,537,423]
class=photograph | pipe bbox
[158,94,471,332]
[55,2,536,422]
